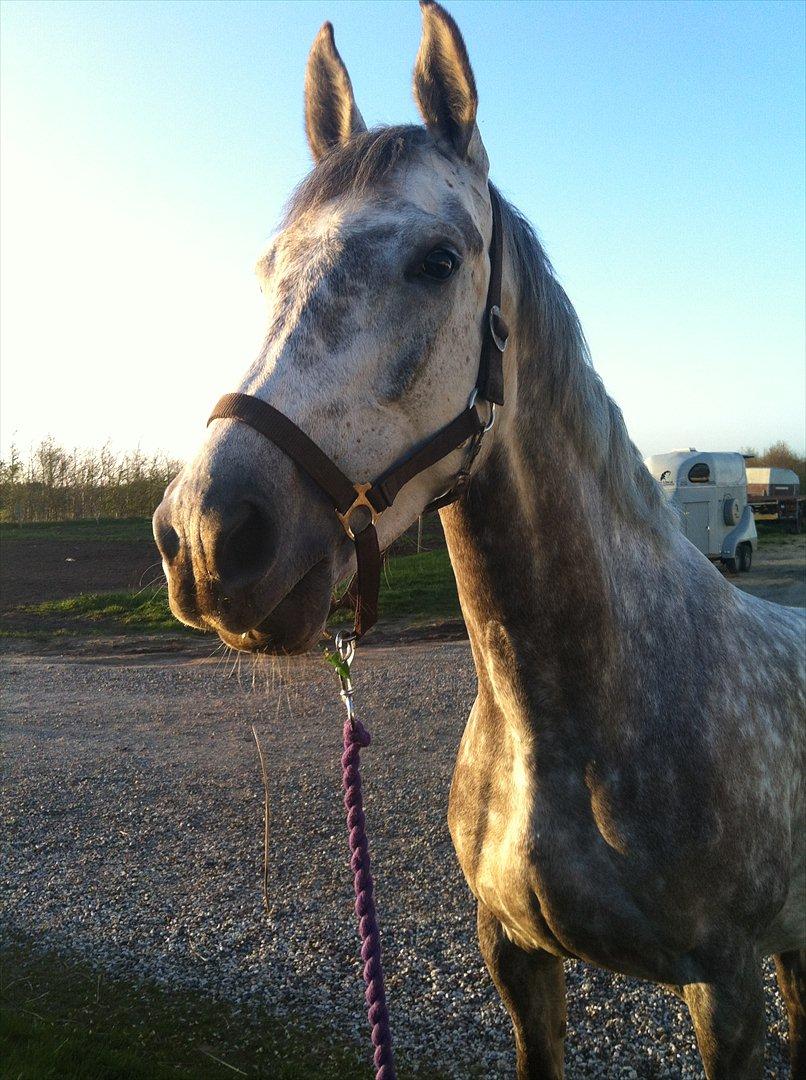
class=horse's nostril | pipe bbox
[217,501,274,586]
[155,519,180,562]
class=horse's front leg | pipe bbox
[683,948,766,1079]
[477,901,566,1079]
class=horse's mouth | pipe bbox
[214,555,335,655]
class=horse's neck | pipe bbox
[441,346,669,734]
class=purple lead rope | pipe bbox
[342,715,395,1078]
[334,631,396,1080]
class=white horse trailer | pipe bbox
[644,449,757,571]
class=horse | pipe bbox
[153,3,806,1076]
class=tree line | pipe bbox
[1,437,803,525]
[0,439,182,523]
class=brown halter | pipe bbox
[208,185,508,639]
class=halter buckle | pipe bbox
[336,482,379,541]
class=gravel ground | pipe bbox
[1,643,791,1078]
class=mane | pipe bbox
[495,189,675,537]
[284,125,673,537]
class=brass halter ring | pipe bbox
[336,482,379,540]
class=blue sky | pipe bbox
[1,0,804,460]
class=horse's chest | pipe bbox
[451,793,569,957]
[448,718,574,956]
[447,715,687,976]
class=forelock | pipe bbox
[283,125,433,224]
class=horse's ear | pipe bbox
[413,0,482,163]
[305,22,367,163]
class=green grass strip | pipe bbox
[0,518,154,543]
[20,590,186,634]
[377,548,460,621]
[16,550,462,636]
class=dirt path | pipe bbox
[0,538,161,608]
[728,539,806,608]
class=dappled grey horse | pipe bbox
[153,3,806,1076]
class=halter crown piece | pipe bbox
[208,184,507,639]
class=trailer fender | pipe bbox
[721,505,758,559]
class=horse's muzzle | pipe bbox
[153,476,338,653]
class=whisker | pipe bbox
[138,560,163,588]
[227,648,240,680]
[131,578,168,601]
[251,723,272,916]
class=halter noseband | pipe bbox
[208,185,508,639]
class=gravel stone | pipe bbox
[0,644,791,1076]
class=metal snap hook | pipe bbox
[335,629,356,666]
[334,629,357,723]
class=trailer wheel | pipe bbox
[738,544,752,572]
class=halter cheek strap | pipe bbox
[208,184,508,640]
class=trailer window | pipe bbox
[688,463,711,484]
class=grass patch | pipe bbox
[0,518,154,543]
[755,523,803,547]
[1,935,450,1079]
[378,549,460,622]
[20,590,190,635]
[13,550,462,637]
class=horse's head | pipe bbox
[154,0,500,654]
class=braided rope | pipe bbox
[342,715,396,1080]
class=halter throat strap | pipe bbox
[208,184,508,639]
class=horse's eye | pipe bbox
[419,248,459,281]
